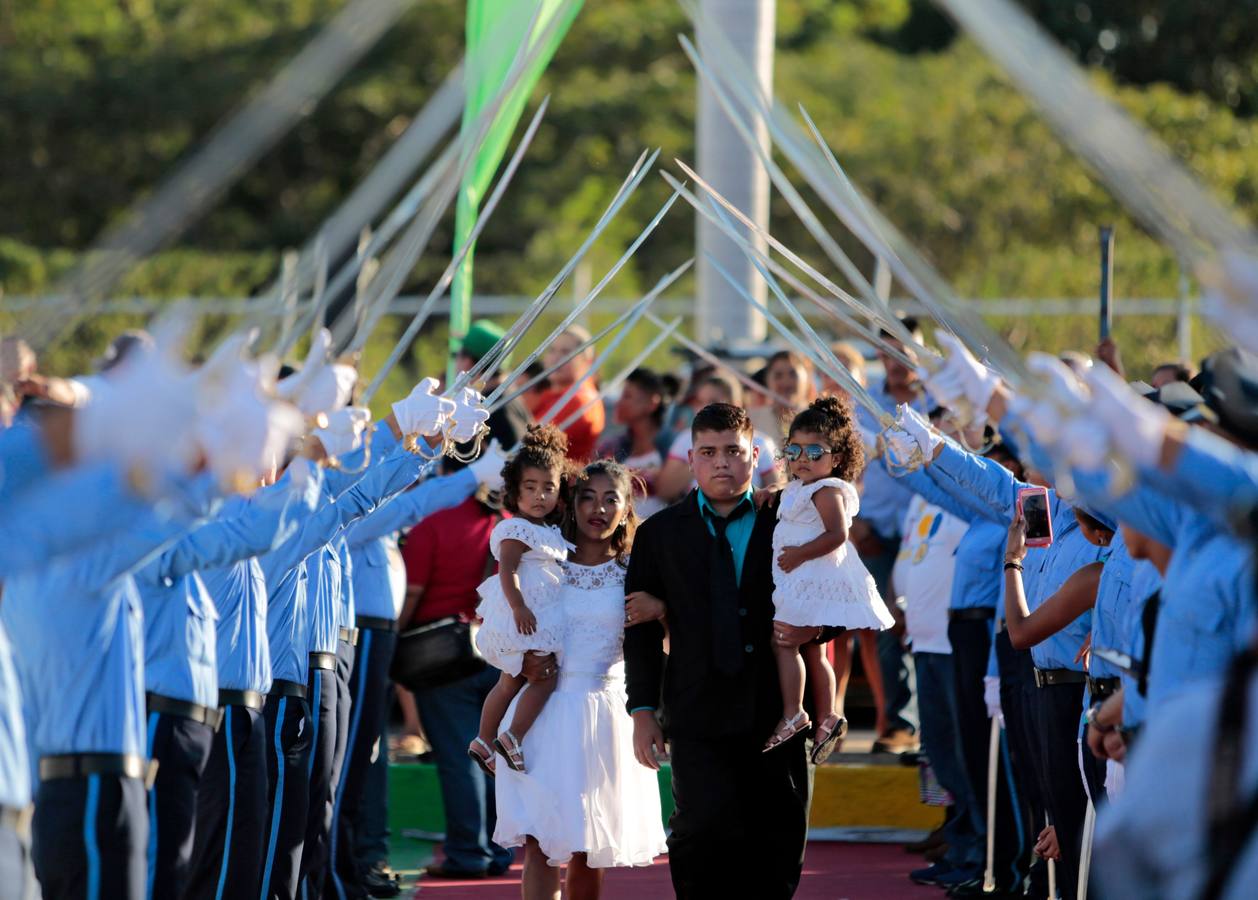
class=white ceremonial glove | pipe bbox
[392,377,457,437]
[984,675,1004,727]
[314,407,372,459]
[898,404,944,457]
[196,350,306,490]
[1085,362,1170,471]
[276,328,332,404]
[1020,353,1108,471]
[445,386,491,443]
[467,440,507,492]
[74,321,201,479]
[881,426,921,474]
[1201,251,1258,357]
[920,332,1000,424]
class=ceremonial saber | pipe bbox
[644,312,793,410]
[678,35,884,312]
[359,97,551,403]
[537,291,661,427]
[556,317,684,431]
[487,259,693,413]
[448,149,662,397]
[479,194,687,409]
[1078,800,1096,899]
[1099,226,1115,341]
[662,170,920,367]
[1046,813,1058,900]
[29,0,421,350]
[983,717,1000,893]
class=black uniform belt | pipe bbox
[949,608,995,622]
[1087,676,1121,700]
[309,651,337,671]
[1033,667,1088,688]
[269,679,307,700]
[0,804,31,838]
[146,692,223,730]
[218,688,264,711]
[339,627,359,646]
[355,615,396,632]
[39,752,153,784]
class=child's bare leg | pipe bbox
[857,629,889,735]
[504,673,558,741]
[773,624,807,720]
[802,642,836,722]
[478,671,526,745]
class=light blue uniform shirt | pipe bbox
[1118,559,1162,730]
[891,462,1005,611]
[136,464,322,705]
[0,626,30,808]
[0,414,50,504]
[1145,425,1258,532]
[855,381,929,539]
[1073,467,1254,705]
[1089,535,1135,681]
[929,443,1101,670]
[0,462,149,577]
[343,468,479,619]
[2,516,180,761]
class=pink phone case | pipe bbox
[1017,487,1054,548]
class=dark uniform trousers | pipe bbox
[994,630,1048,898]
[1031,680,1089,900]
[261,693,313,900]
[146,712,216,899]
[326,627,396,900]
[299,639,353,896]
[33,774,147,900]
[950,618,1030,890]
[186,704,268,900]
[667,732,811,900]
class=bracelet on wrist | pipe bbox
[1004,561,1024,572]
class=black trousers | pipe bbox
[1031,680,1089,900]
[949,618,1029,890]
[187,704,268,900]
[994,630,1044,897]
[261,693,313,900]
[33,774,147,900]
[299,661,341,894]
[0,823,32,900]
[668,731,811,900]
[327,628,396,900]
[146,711,215,899]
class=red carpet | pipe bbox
[412,843,939,899]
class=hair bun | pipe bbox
[520,423,569,456]
[808,394,853,421]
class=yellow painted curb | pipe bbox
[810,764,944,831]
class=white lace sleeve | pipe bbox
[489,518,543,560]
[799,477,860,522]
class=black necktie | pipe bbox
[709,503,750,676]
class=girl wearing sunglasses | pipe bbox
[764,397,895,762]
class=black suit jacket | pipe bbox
[625,490,835,741]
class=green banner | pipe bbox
[448,0,582,379]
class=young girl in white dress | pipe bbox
[469,425,574,774]
[766,396,894,762]
[494,460,667,895]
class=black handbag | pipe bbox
[389,512,499,691]
[389,615,487,692]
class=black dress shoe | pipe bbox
[422,862,487,879]
[948,878,1022,899]
[363,862,402,898]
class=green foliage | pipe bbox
[0,0,1248,393]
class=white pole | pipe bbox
[694,0,774,347]
[983,718,1000,892]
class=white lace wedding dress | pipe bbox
[493,557,668,868]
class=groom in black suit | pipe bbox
[624,403,837,899]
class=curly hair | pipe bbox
[563,459,639,566]
[786,395,865,483]
[501,424,573,524]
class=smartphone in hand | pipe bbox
[1017,486,1054,548]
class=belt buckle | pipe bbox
[1034,669,1046,688]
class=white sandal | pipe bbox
[763,711,811,753]
[467,737,496,777]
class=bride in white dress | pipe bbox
[494,460,668,899]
